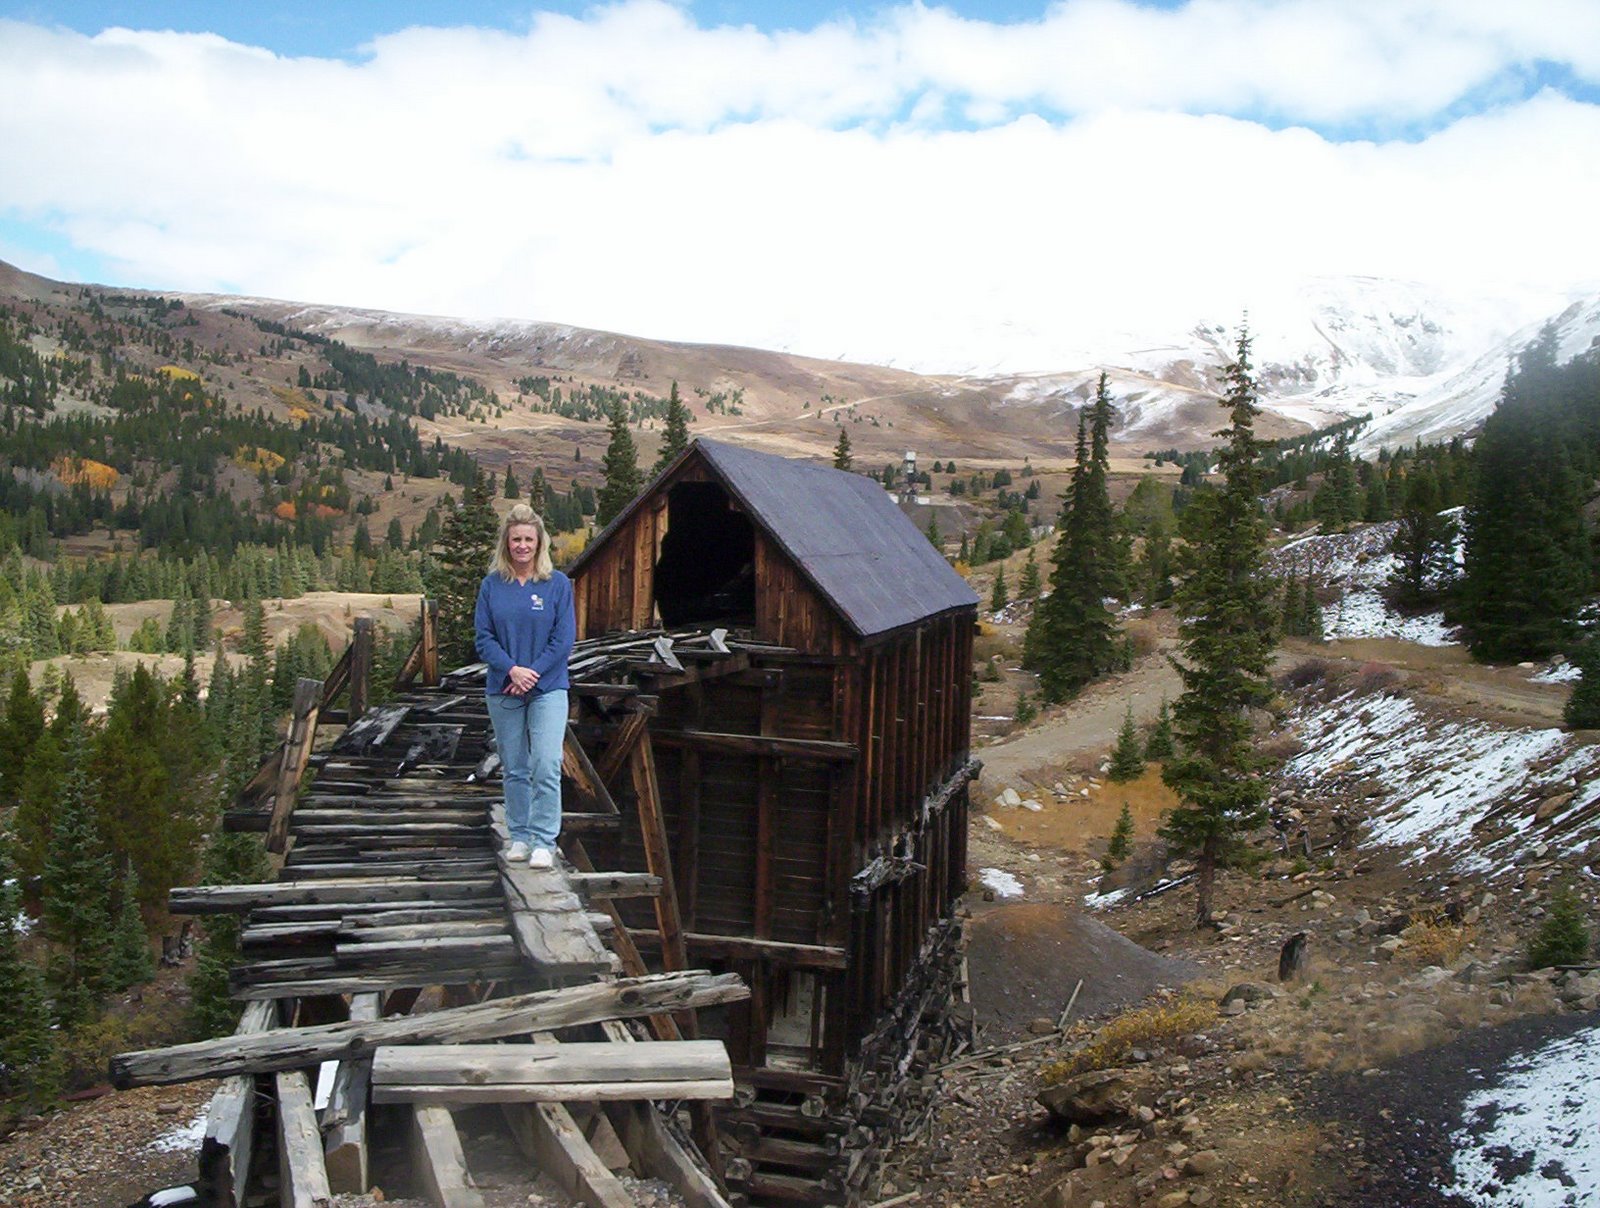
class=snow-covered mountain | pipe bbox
[962,276,1600,451]
[172,270,1600,454]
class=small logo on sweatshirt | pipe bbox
[530,594,545,611]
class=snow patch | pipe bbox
[1082,887,1130,911]
[1284,690,1600,877]
[1445,1024,1600,1207]
[979,868,1025,899]
[1531,663,1581,685]
[149,1111,208,1153]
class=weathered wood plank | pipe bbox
[276,1069,333,1207]
[631,929,849,969]
[410,1105,485,1208]
[649,729,857,761]
[323,993,379,1195]
[170,879,499,914]
[371,1041,730,1090]
[267,677,323,854]
[112,972,749,1088]
[196,999,274,1207]
[376,1079,735,1105]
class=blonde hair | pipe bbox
[490,504,554,581]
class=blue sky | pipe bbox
[1,1,1597,372]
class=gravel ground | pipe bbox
[1309,1007,1600,1207]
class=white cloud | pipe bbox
[0,1,1597,372]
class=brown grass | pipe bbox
[1404,919,1477,967]
[1041,994,1218,1082]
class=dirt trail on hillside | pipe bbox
[976,642,1183,800]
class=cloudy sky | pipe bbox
[1,1,1597,372]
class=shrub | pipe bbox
[1041,995,1218,1082]
[1354,660,1400,694]
[1014,693,1038,726]
[1529,882,1591,969]
[1280,658,1331,691]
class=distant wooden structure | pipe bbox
[568,438,980,1202]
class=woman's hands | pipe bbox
[506,665,540,695]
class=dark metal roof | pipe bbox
[572,438,978,639]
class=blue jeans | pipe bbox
[486,688,567,849]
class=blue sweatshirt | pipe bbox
[474,569,576,697]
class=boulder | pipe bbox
[1219,982,1278,1010]
[1037,1068,1157,1125]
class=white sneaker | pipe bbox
[506,841,530,862]
[528,847,554,870]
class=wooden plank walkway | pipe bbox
[144,628,759,1207]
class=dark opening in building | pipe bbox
[655,480,756,627]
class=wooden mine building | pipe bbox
[568,439,981,1198]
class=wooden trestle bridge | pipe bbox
[116,614,786,1208]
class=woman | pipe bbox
[475,504,575,869]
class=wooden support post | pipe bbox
[626,733,727,1169]
[349,616,374,721]
[196,999,275,1208]
[276,1069,333,1207]
[323,992,380,1194]
[629,734,689,982]
[319,644,352,711]
[267,677,323,855]
[410,1106,486,1208]
[421,598,440,686]
[501,1034,635,1208]
[595,705,654,786]
[562,725,619,814]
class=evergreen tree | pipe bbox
[503,467,521,499]
[1301,574,1323,639]
[1457,333,1592,662]
[957,531,970,565]
[1564,640,1600,729]
[0,667,44,812]
[1108,707,1146,782]
[1528,881,1591,969]
[1138,515,1175,607]
[41,726,115,1025]
[188,831,270,1038]
[1027,376,1120,700]
[926,512,941,549]
[991,568,1008,611]
[1160,328,1277,927]
[1144,697,1175,761]
[0,841,58,1110]
[654,381,691,476]
[108,867,155,991]
[596,401,642,527]
[1104,803,1135,869]
[832,427,853,471]
[1019,547,1041,597]
[426,470,499,670]
[1388,469,1458,610]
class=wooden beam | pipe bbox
[319,643,353,711]
[561,725,619,814]
[196,999,275,1207]
[567,871,663,900]
[349,615,374,721]
[594,705,654,786]
[649,729,857,762]
[276,1069,333,1207]
[494,806,614,974]
[113,972,749,1088]
[170,879,500,914]
[503,1036,635,1208]
[631,930,849,970]
[421,598,440,686]
[323,993,379,1195]
[373,1041,732,1090]
[410,1106,485,1208]
[629,734,689,982]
